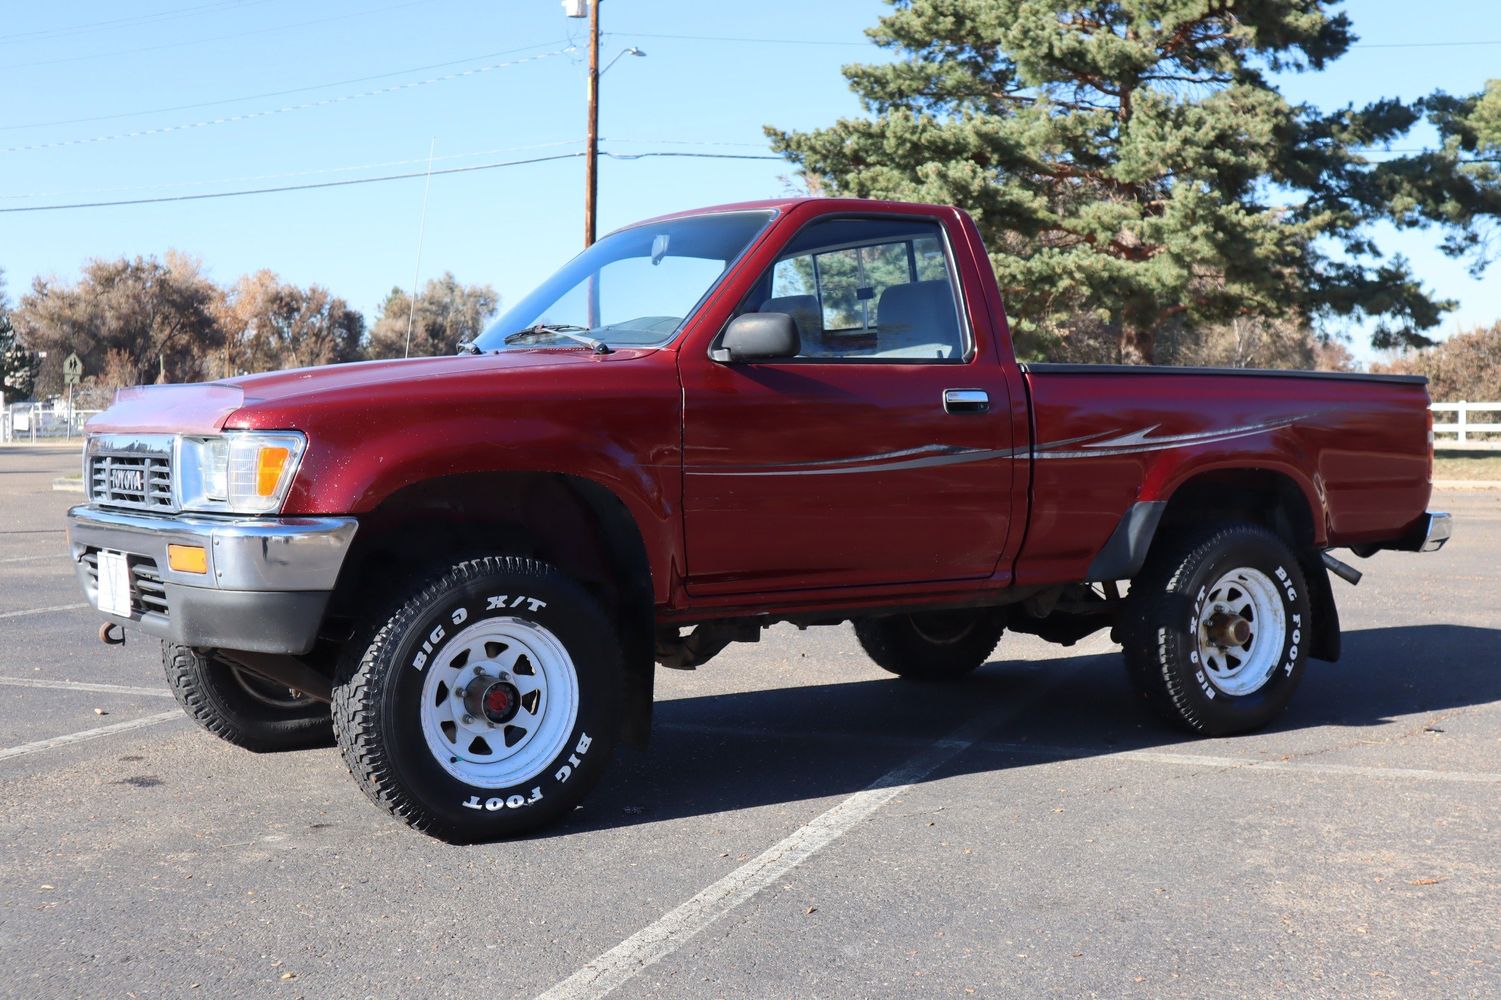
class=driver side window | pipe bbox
[749,217,967,362]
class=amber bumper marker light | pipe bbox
[167,544,208,574]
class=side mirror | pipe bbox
[712,312,800,363]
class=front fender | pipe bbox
[232,362,685,607]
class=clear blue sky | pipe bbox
[3,0,1497,365]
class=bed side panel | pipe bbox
[1016,369,1430,585]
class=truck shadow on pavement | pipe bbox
[571,624,1501,833]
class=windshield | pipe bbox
[474,210,774,352]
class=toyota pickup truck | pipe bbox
[68,198,1451,841]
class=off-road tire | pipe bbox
[331,556,621,842]
[162,642,334,752]
[854,609,1006,681]
[1123,523,1312,736]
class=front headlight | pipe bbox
[177,431,306,514]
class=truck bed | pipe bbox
[1014,364,1432,586]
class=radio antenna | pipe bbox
[403,137,437,359]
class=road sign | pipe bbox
[63,352,83,386]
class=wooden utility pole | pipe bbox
[583,0,601,247]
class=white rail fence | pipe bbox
[1432,401,1501,451]
[2,394,1497,449]
[1,401,101,443]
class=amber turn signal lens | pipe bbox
[255,446,291,497]
[167,544,208,574]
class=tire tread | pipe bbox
[162,643,333,753]
[855,612,1005,681]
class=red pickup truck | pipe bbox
[69,198,1450,841]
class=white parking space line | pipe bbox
[0,676,173,698]
[990,741,1501,785]
[0,710,182,764]
[0,554,59,564]
[0,603,88,621]
[534,667,1073,1000]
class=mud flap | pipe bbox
[1302,555,1341,663]
[621,615,655,750]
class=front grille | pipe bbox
[133,561,169,616]
[81,549,171,621]
[88,451,174,511]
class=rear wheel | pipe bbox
[162,643,333,752]
[331,556,621,842]
[1123,523,1311,736]
[854,609,1006,681]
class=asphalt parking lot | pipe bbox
[1,442,1497,1000]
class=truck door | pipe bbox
[678,213,1018,596]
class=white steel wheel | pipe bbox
[332,556,623,841]
[1195,566,1288,697]
[418,617,580,789]
[1124,523,1311,737]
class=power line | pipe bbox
[606,137,768,149]
[1350,39,1501,49]
[3,136,1487,206]
[0,0,274,44]
[0,150,782,214]
[0,49,571,155]
[607,30,869,48]
[1353,146,1501,162]
[0,153,583,213]
[0,140,587,201]
[608,29,1501,51]
[0,138,761,201]
[11,0,445,70]
[3,40,566,131]
[606,151,780,162]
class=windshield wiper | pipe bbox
[503,324,613,354]
[455,340,483,355]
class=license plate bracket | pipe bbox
[96,550,132,618]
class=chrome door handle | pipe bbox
[943,389,990,414]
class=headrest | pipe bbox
[875,280,952,335]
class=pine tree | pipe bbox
[769,2,1501,362]
[0,272,39,400]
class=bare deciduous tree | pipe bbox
[14,252,225,396]
[366,273,499,359]
[216,270,364,376]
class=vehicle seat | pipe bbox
[875,280,961,359]
[758,295,827,356]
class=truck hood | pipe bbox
[86,349,657,435]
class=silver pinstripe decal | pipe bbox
[685,416,1306,476]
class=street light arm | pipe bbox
[600,46,646,76]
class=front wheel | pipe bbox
[854,609,1006,681]
[1123,523,1312,736]
[331,556,621,842]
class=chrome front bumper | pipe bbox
[66,505,358,654]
